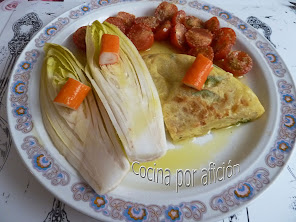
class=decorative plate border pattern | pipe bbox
[71,182,207,221]
[210,168,270,213]
[21,136,70,186]
[256,41,286,77]
[35,18,70,48]
[10,49,38,133]
[7,0,296,221]
[265,80,296,168]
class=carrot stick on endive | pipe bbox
[182,53,213,90]
[99,34,120,65]
[54,77,91,110]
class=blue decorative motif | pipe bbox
[21,136,70,186]
[283,94,294,103]
[238,24,247,30]
[210,168,269,212]
[277,140,291,152]
[98,0,110,5]
[81,5,91,13]
[256,41,286,77]
[178,0,187,4]
[24,49,39,62]
[72,181,206,221]
[12,81,26,94]
[90,195,109,212]
[70,2,94,19]
[10,49,39,133]
[266,79,296,167]
[201,5,211,11]
[284,114,296,129]
[19,61,32,71]
[278,81,296,109]
[234,182,254,201]
[219,11,232,20]
[35,18,70,47]
[33,154,52,171]
[123,206,148,222]
[266,53,278,63]
[45,26,58,36]
[13,105,27,116]
[72,182,95,202]
[266,142,294,166]
[165,206,183,222]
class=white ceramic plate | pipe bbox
[7,0,296,221]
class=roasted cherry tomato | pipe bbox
[155,1,178,22]
[185,28,213,48]
[212,36,234,60]
[105,17,126,33]
[117,11,135,28]
[73,26,87,51]
[170,23,187,50]
[172,10,186,26]
[214,27,236,45]
[188,46,214,61]
[214,59,226,70]
[183,16,204,29]
[154,20,172,41]
[224,51,253,76]
[134,16,160,31]
[127,23,154,51]
[204,17,220,33]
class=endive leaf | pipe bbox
[40,43,129,194]
[85,21,167,162]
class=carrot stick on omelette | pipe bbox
[182,53,213,90]
[53,77,91,110]
[99,34,120,65]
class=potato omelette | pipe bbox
[143,53,265,141]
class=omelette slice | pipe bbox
[143,53,265,141]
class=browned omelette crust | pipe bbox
[143,53,265,141]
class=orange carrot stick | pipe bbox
[53,78,91,110]
[182,53,213,90]
[99,34,120,65]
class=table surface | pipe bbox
[0,0,296,221]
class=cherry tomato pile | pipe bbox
[72,2,253,76]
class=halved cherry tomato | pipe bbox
[214,27,236,45]
[117,11,135,28]
[73,26,87,51]
[212,36,234,60]
[170,23,187,50]
[172,10,186,26]
[134,16,160,31]
[188,46,214,61]
[155,1,178,22]
[105,17,126,33]
[213,44,233,60]
[224,51,253,76]
[127,23,154,51]
[204,17,220,33]
[214,59,226,70]
[154,20,172,41]
[183,16,204,29]
[185,28,213,48]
